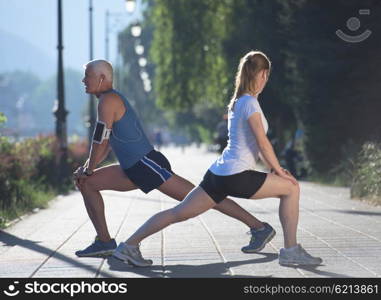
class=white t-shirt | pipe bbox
[209,94,268,175]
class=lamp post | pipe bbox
[105,1,137,90]
[125,0,136,13]
[53,0,69,184]
[88,1,137,146]
[105,0,137,61]
[87,0,96,148]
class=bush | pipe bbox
[351,142,381,204]
[0,134,88,227]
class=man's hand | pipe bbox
[73,166,89,189]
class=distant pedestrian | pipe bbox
[114,51,322,267]
[215,114,228,153]
[154,130,163,150]
[284,140,298,177]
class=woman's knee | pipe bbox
[283,180,300,197]
[293,181,300,195]
[170,207,192,223]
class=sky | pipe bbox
[0,0,142,76]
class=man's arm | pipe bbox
[83,145,112,168]
[86,95,116,172]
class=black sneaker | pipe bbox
[75,238,117,257]
[241,223,276,253]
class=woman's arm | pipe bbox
[258,152,272,170]
[248,113,297,184]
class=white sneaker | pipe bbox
[279,244,323,266]
[112,242,153,267]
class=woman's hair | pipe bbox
[227,51,271,111]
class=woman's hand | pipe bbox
[275,168,298,185]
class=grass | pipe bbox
[308,142,381,206]
[351,142,381,206]
[0,183,56,229]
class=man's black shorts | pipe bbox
[123,150,174,193]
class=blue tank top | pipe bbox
[105,89,153,169]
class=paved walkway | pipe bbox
[1,146,380,278]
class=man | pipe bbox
[73,59,275,257]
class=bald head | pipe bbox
[84,59,113,83]
[82,59,114,95]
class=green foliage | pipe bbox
[351,142,381,203]
[145,0,232,140]
[288,0,381,175]
[221,0,305,149]
[0,112,7,126]
[0,135,88,228]
[151,0,230,110]
[147,0,306,145]
[118,11,168,139]
[145,0,381,186]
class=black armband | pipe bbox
[93,121,111,144]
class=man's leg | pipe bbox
[77,164,137,242]
[157,174,264,229]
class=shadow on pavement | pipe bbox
[101,192,173,205]
[281,265,350,278]
[0,231,113,277]
[338,210,381,216]
[106,252,278,278]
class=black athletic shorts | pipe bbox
[123,150,174,193]
[199,169,268,204]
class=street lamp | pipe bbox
[88,1,137,146]
[125,0,136,13]
[105,0,137,61]
[138,57,147,67]
[54,0,69,184]
[135,44,144,55]
[131,24,142,37]
[87,0,96,148]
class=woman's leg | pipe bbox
[250,173,300,248]
[78,164,138,242]
[158,174,264,229]
[126,186,216,245]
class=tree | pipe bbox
[295,0,381,175]
[145,0,234,140]
[118,5,167,140]
[144,0,381,181]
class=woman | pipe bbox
[113,51,322,267]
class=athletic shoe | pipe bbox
[75,237,117,257]
[241,222,276,253]
[112,242,153,267]
[279,244,323,266]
